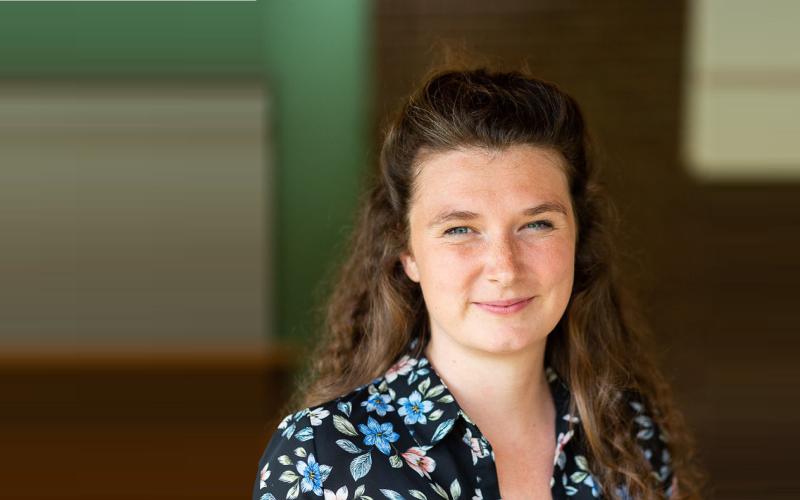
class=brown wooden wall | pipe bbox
[374,1,800,498]
[1,353,297,499]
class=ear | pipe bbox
[399,251,420,283]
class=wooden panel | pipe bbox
[0,352,298,499]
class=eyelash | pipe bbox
[443,220,554,236]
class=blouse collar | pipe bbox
[377,337,577,450]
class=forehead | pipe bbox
[409,145,571,212]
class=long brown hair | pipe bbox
[294,68,702,499]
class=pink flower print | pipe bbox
[401,446,436,479]
[462,428,490,465]
[385,355,417,382]
[259,462,271,489]
[553,429,574,469]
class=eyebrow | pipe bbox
[427,201,569,228]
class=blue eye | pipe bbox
[444,226,472,236]
[525,220,554,230]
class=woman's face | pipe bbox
[400,144,577,356]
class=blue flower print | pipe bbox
[358,416,399,455]
[361,392,394,416]
[566,456,601,497]
[585,475,601,498]
[397,390,434,425]
[613,485,632,500]
[296,453,332,496]
[407,358,430,385]
[255,347,675,500]
[278,409,310,440]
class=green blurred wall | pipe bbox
[0,3,263,75]
[0,1,371,342]
[262,2,371,341]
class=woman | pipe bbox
[254,68,701,500]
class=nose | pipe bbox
[485,234,521,286]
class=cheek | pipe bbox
[552,242,576,277]
[416,245,480,295]
[525,238,575,286]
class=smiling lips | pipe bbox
[473,297,534,315]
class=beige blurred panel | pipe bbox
[0,80,271,359]
[683,0,800,180]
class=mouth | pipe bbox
[473,297,534,315]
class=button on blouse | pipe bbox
[253,340,674,499]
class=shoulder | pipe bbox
[253,371,420,500]
[253,408,317,500]
[252,387,365,499]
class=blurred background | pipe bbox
[1,1,798,498]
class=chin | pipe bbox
[470,327,545,355]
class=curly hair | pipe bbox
[292,67,703,499]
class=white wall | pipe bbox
[683,0,800,180]
[0,80,271,359]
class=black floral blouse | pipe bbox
[253,340,674,500]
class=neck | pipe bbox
[424,332,554,446]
